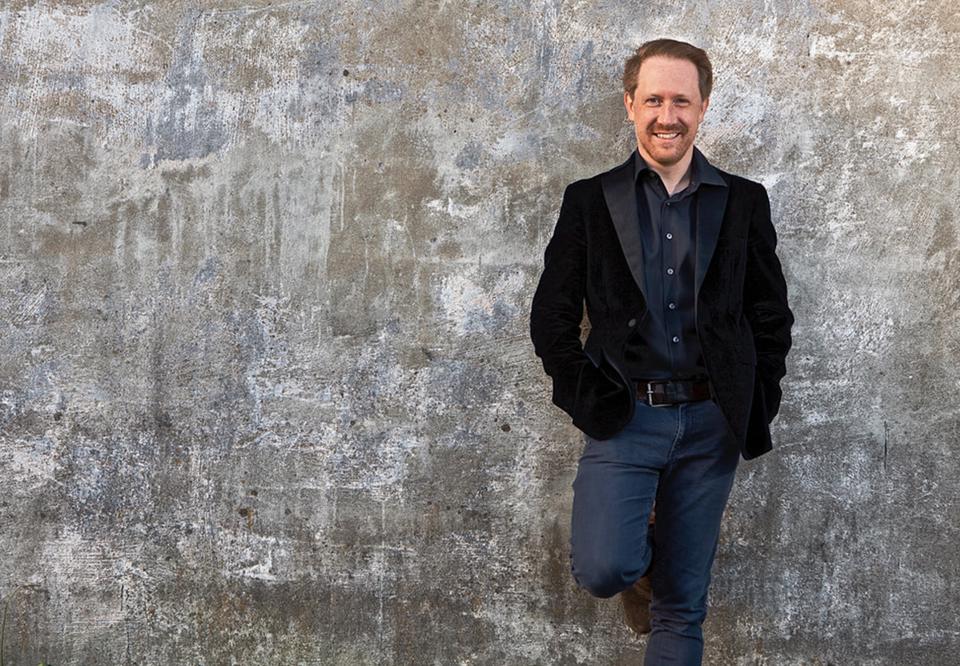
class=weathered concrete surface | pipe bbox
[1,1,958,664]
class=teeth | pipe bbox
[655,133,680,139]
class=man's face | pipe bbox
[624,56,709,169]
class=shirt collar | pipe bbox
[632,145,727,188]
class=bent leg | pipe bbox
[569,400,676,598]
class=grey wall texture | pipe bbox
[0,1,958,664]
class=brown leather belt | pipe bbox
[635,376,712,407]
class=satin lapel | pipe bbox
[694,184,730,298]
[600,155,647,303]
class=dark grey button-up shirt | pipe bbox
[623,147,725,381]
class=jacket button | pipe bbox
[627,318,636,327]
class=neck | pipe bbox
[638,146,695,194]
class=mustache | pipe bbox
[647,123,686,134]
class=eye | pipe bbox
[644,97,660,106]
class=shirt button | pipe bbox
[665,202,672,207]
[665,232,673,240]
[672,335,680,343]
[627,318,636,327]
[668,302,677,310]
[666,267,674,275]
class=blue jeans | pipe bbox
[569,397,740,665]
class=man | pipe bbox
[529,39,794,664]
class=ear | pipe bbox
[698,96,710,123]
[624,91,635,120]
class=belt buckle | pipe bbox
[645,381,672,408]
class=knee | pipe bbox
[571,557,643,599]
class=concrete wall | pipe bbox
[1,1,957,664]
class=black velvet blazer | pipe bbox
[529,150,794,460]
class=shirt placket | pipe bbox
[662,193,681,374]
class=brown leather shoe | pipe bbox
[621,573,652,634]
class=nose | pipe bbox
[657,102,678,127]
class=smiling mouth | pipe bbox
[653,132,681,140]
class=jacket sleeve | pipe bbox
[744,183,795,421]
[529,182,594,418]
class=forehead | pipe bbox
[633,56,700,98]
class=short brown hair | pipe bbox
[622,38,713,102]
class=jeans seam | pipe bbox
[665,403,684,465]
